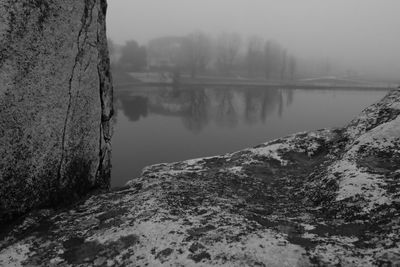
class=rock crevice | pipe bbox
[0,0,113,223]
[1,89,399,266]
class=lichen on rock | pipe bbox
[0,0,113,223]
[1,89,399,266]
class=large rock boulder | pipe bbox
[1,89,399,266]
[0,0,113,223]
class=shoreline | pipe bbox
[115,81,393,91]
[1,89,399,266]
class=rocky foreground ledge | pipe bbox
[1,90,400,266]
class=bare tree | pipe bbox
[264,41,273,79]
[280,49,287,80]
[216,32,242,75]
[181,31,212,78]
[246,36,264,77]
[264,40,282,80]
[288,55,297,81]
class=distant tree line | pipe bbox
[109,39,147,71]
[108,31,343,81]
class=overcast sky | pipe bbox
[107,0,400,80]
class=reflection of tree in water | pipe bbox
[181,88,209,133]
[286,89,294,106]
[244,90,260,125]
[115,86,292,132]
[278,90,284,117]
[245,88,281,125]
[215,89,238,128]
[119,95,149,121]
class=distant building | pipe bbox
[147,36,184,70]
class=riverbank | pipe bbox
[1,89,399,266]
[113,71,395,90]
[116,81,392,91]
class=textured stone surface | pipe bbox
[0,0,113,222]
[0,90,399,266]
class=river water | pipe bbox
[111,86,388,187]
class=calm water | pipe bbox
[111,86,388,187]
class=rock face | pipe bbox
[1,89,398,266]
[0,0,113,222]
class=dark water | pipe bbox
[111,86,388,187]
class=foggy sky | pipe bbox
[107,0,400,80]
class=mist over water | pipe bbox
[1,2,398,264]
[106,1,397,186]
[111,86,388,187]
[107,0,400,81]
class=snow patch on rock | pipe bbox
[0,243,30,267]
[250,143,292,165]
[332,161,390,210]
